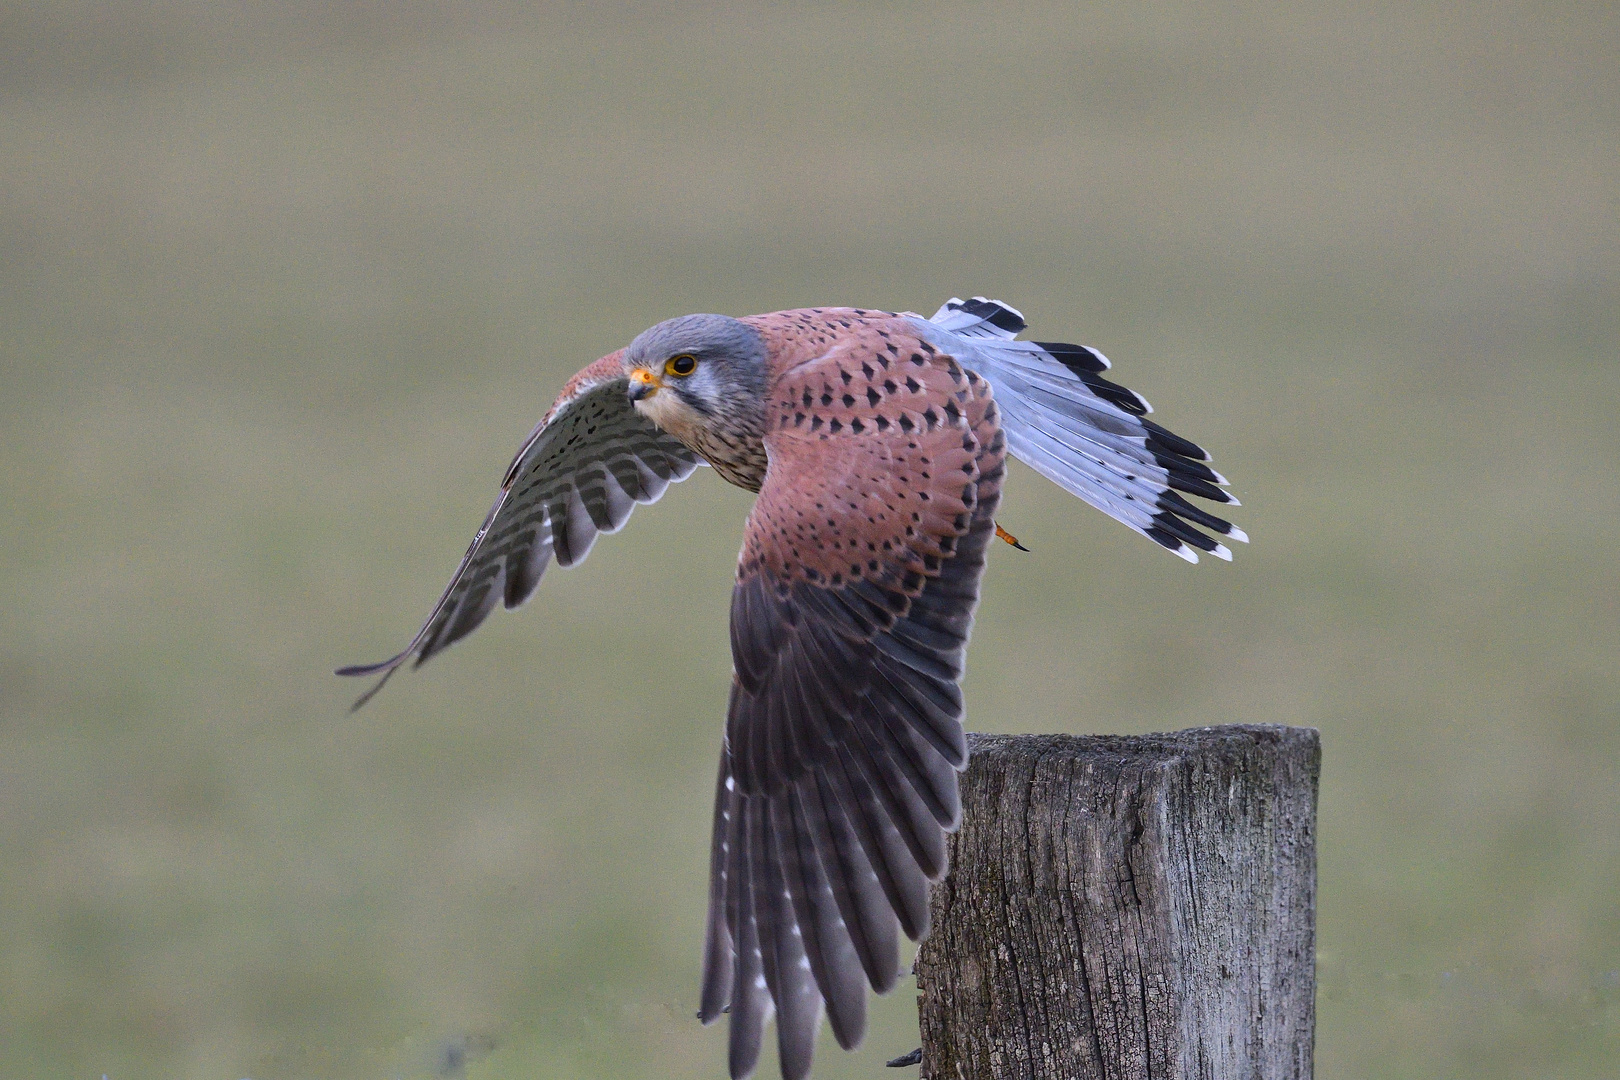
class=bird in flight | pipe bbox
[339,297,1244,1079]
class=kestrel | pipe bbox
[340,298,1244,1079]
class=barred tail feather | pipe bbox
[922,297,1246,563]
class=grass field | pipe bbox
[2,3,1616,1077]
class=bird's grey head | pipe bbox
[623,313,769,439]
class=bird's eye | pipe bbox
[665,354,698,377]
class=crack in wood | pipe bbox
[915,726,1319,1080]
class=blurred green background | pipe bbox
[2,2,1616,1077]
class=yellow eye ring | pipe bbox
[665,354,697,377]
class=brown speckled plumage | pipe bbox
[736,310,996,588]
[341,298,1244,1080]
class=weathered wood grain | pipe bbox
[914,725,1319,1080]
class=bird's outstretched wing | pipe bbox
[699,336,1006,1080]
[924,296,1248,563]
[337,352,701,708]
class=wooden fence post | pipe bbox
[913,725,1319,1080]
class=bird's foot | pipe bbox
[994,522,1029,551]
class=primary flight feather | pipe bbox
[339,298,1244,1079]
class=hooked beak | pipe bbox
[627,368,661,402]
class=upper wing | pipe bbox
[699,335,1007,1080]
[337,353,701,708]
[926,296,1247,563]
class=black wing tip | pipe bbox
[1014,330,1247,556]
[1152,510,1219,554]
[1077,371,1150,415]
[1150,448,1223,485]
[948,296,1027,334]
[335,650,413,710]
[347,671,393,711]
[1142,418,1211,461]
[886,1047,923,1067]
[1157,489,1245,540]
[1166,471,1233,504]
[336,659,393,678]
[1143,525,1193,556]
[1148,511,1236,563]
[1033,340,1109,374]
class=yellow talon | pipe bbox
[994,523,1029,551]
